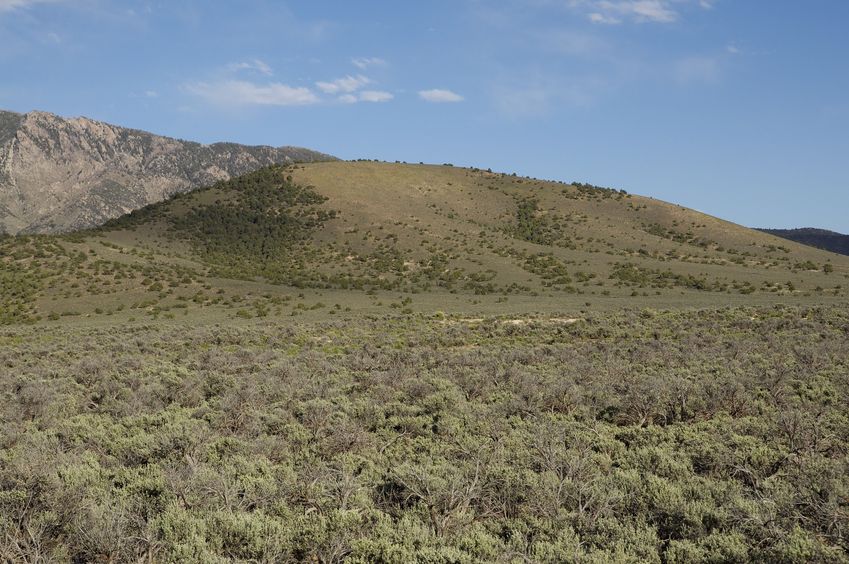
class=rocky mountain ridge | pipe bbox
[0,109,335,234]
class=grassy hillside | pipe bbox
[2,163,849,561]
[1,161,846,325]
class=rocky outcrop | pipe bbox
[0,110,335,234]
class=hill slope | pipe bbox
[2,161,846,325]
[3,163,848,562]
[0,109,335,234]
[757,227,849,256]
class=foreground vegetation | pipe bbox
[2,305,848,562]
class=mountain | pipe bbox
[0,109,335,234]
[757,227,849,257]
[2,161,846,324]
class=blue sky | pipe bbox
[1,1,848,231]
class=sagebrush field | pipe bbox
[2,164,848,562]
[1,306,848,562]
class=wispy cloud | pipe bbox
[588,12,622,24]
[316,74,371,94]
[185,65,395,107]
[351,57,386,70]
[559,0,709,24]
[340,90,394,103]
[589,1,678,24]
[419,89,464,103]
[358,90,393,103]
[226,59,273,76]
[0,0,60,12]
[184,80,319,107]
[315,73,393,103]
[474,0,713,28]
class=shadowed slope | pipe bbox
[758,227,849,257]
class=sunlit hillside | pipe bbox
[1,162,846,325]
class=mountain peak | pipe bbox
[23,109,58,119]
[0,109,336,234]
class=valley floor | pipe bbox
[2,304,848,562]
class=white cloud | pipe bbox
[358,90,393,103]
[418,89,464,103]
[589,12,621,24]
[338,90,393,103]
[726,43,740,54]
[562,0,685,24]
[184,80,319,107]
[351,57,387,70]
[480,0,712,26]
[316,74,371,94]
[593,1,678,24]
[186,68,391,107]
[0,0,60,12]
[226,59,273,76]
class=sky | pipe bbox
[1,1,848,232]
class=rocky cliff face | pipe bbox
[0,110,335,234]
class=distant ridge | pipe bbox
[757,227,849,256]
[0,109,336,234]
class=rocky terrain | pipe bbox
[0,110,334,234]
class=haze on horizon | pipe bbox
[1,0,847,232]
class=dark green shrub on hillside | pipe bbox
[512,197,555,245]
[610,262,726,292]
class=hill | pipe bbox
[2,162,849,561]
[0,109,335,235]
[1,161,846,325]
[757,227,849,257]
